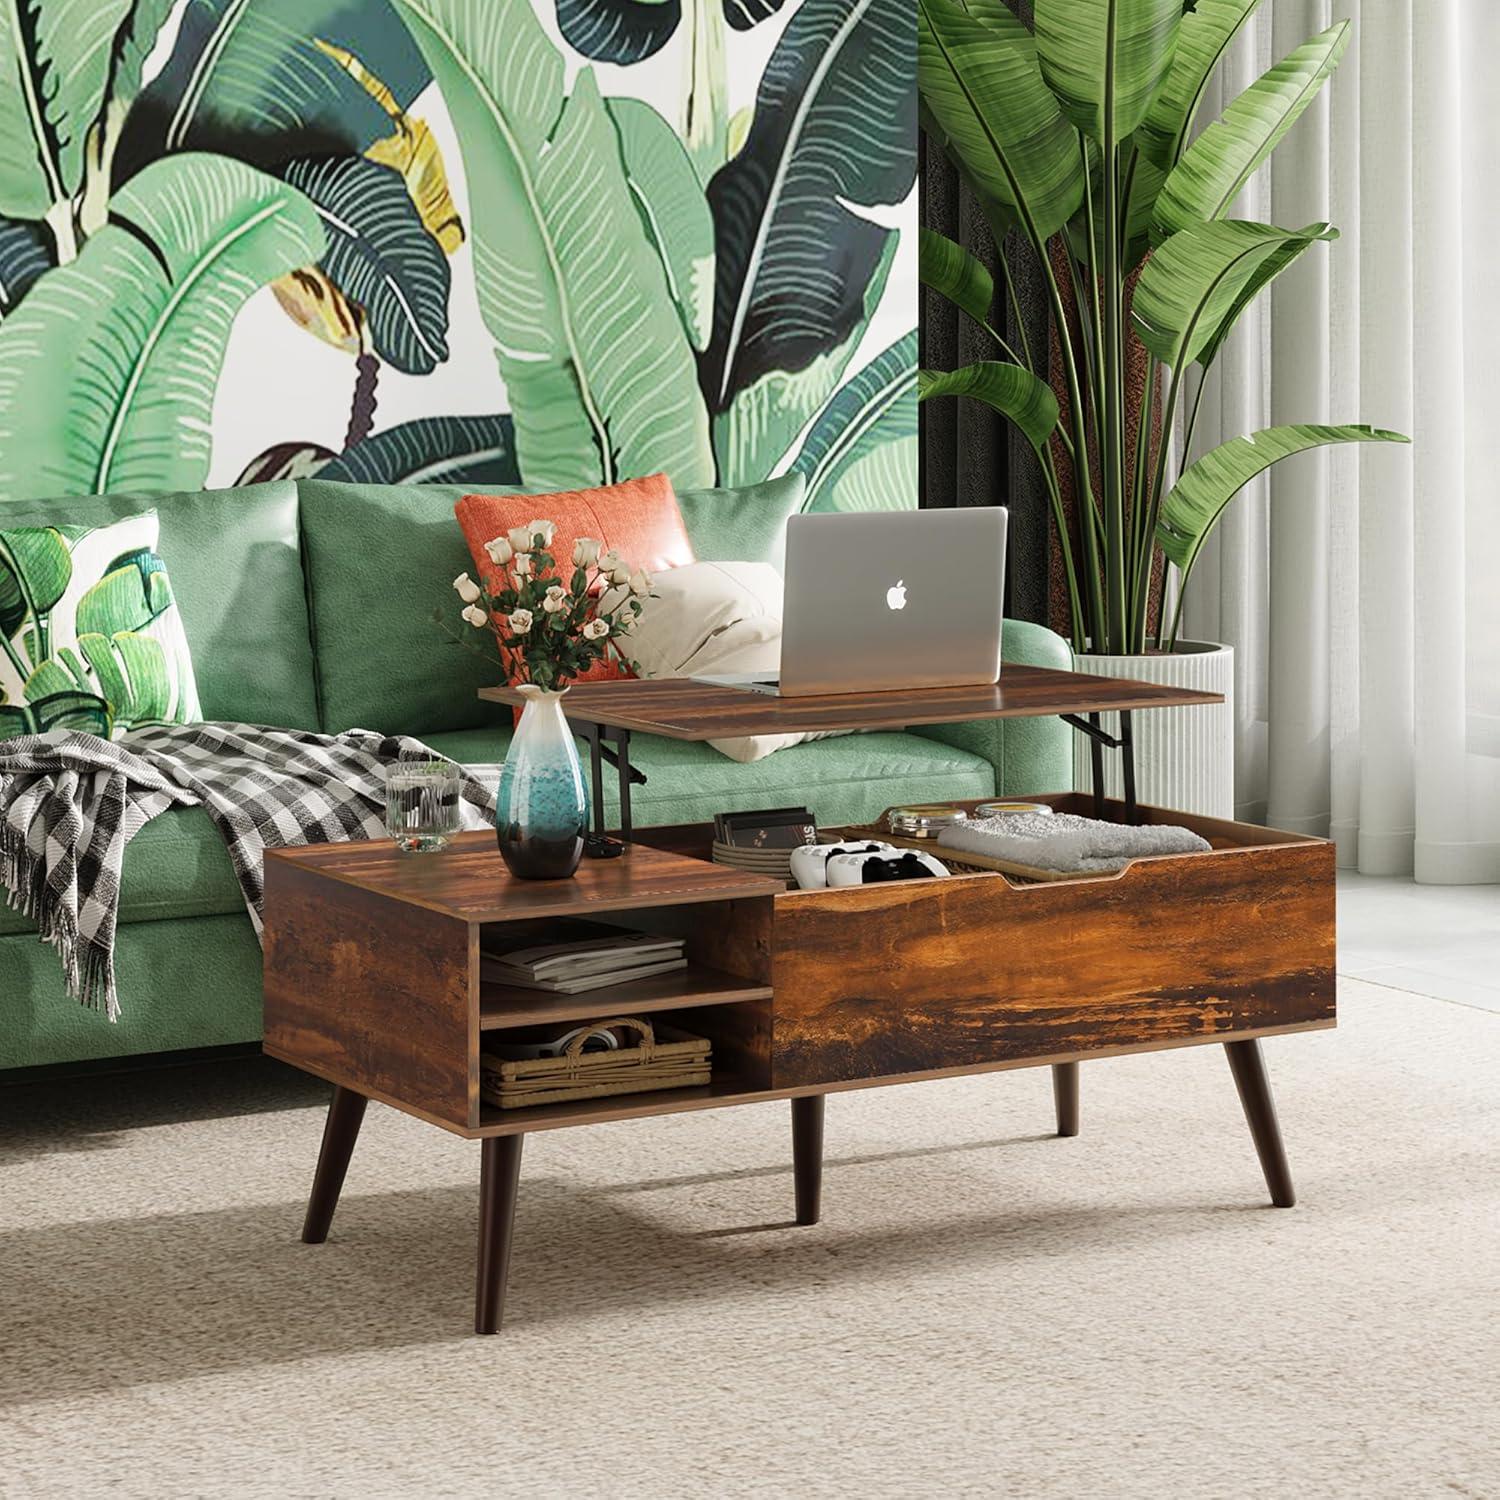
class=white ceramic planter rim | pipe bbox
[1068,641,1234,820]
[1075,640,1229,660]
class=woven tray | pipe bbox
[480,1017,712,1110]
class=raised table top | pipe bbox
[477,663,1222,740]
[264,833,783,924]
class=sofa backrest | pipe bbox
[0,481,320,729]
[296,478,523,736]
[295,476,806,737]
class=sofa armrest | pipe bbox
[912,619,1074,797]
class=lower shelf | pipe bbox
[467,1018,1336,1136]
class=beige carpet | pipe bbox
[1,975,1497,1499]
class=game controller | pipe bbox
[824,848,950,887]
[789,840,897,890]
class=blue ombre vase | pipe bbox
[496,685,588,879]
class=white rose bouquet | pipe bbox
[441,521,649,691]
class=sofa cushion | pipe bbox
[422,726,996,831]
[454,474,696,709]
[0,914,265,1069]
[674,473,805,569]
[456,474,694,593]
[298,478,522,737]
[0,482,319,729]
[0,510,202,740]
[0,805,244,939]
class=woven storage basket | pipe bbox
[481,1017,712,1110]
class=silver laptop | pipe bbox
[697,508,1008,697]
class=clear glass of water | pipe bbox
[385,761,461,853]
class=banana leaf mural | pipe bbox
[392,0,716,491]
[793,331,918,511]
[699,0,916,486]
[0,219,51,319]
[116,0,432,173]
[0,153,324,503]
[556,0,789,177]
[279,155,451,375]
[317,414,522,486]
[0,0,916,517]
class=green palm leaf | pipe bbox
[1033,0,1181,147]
[712,239,897,488]
[701,0,915,483]
[102,0,177,110]
[317,414,522,486]
[0,0,134,218]
[918,360,1059,455]
[0,527,74,642]
[121,0,430,173]
[0,218,50,317]
[607,99,715,352]
[1133,219,1337,370]
[393,0,713,489]
[1159,423,1410,575]
[0,153,324,503]
[918,0,1083,243]
[1152,20,1351,245]
[282,156,451,375]
[1136,0,1264,166]
[794,332,917,512]
[0,692,112,738]
[815,437,917,513]
[556,0,682,63]
[919,228,993,325]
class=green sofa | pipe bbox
[0,479,1073,1070]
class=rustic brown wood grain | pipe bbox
[263,857,477,1127]
[271,834,782,923]
[476,663,1222,740]
[769,841,1336,1087]
[672,999,774,1090]
[479,963,771,1029]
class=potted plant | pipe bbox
[446,523,649,878]
[917,0,1407,816]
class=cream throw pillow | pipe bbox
[622,561,853,763]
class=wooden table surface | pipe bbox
[477,663,1222,739]
[263,833,783,924]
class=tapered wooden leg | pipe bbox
[476,1134,524,1334]
[1052,1062,1079,1137]
[301,1085,368,1244]
[792,1095,825,1226]
[1224,1039,1296,1208]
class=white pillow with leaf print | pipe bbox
[0,510,202,742]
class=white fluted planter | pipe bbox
[1070,642,1234,819]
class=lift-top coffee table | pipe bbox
[265,668,1334,1334]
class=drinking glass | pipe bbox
[385,761,461,853]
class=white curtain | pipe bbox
[1175,0,1500,883]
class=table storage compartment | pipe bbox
[767,797,1336,1088]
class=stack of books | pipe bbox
[481,920,686,994]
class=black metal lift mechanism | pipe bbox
[572,708,1140,857]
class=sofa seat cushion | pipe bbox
[0,805,243,938]
[422,727,997,831]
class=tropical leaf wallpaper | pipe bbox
[0,0,916,513]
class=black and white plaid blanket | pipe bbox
[0,723,496,1021]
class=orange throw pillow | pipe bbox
[455,473,695,692]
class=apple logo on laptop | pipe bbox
[886,579,907,611]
